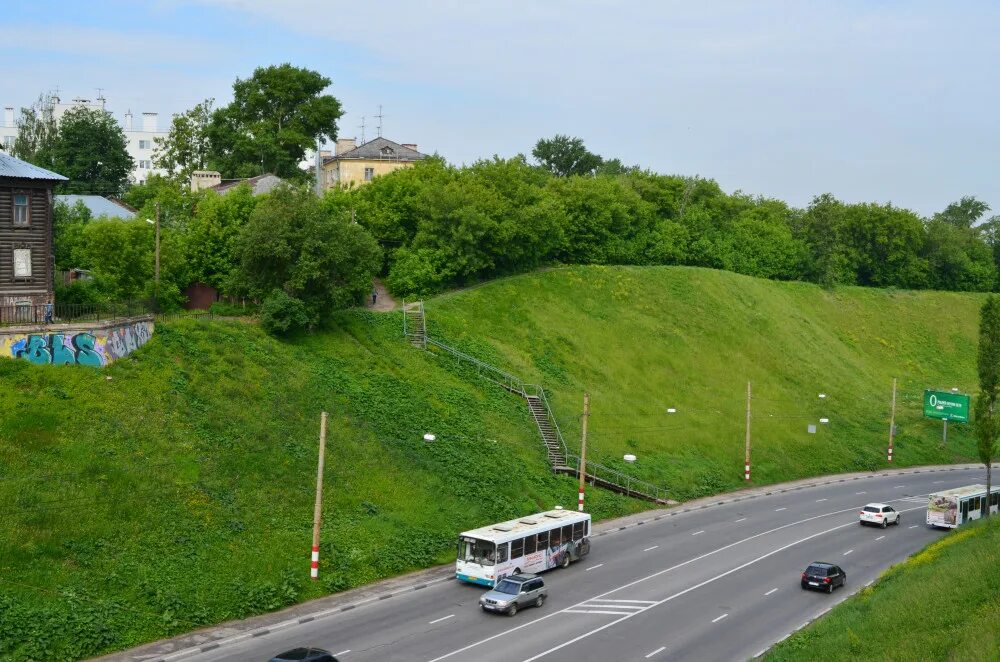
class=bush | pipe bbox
[54,280,105,307]
[259,289,310,335]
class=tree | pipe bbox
[207,64,343,179]
[532,135,603,177]
[153,98,214,182]
[975,295,1000,517]
[47,107,134,196]
[934,196,991,229]
[232,185,381,333]
[10,93,58,163]
[186,185,258,290]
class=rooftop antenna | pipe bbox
[358,116,366,144]
[375,104,384,138]
[96,87,105,101]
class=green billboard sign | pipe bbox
[923,390,971,423]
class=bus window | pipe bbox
[524,534,537,555]
[993,493,999,507]
[562,525,573,542]
[497,542,509,563]
[536,530,548,548]
[550,528,561,546]
[511,537,524,559]
[461,538,496,565]
[572,521,584,540]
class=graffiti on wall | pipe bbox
[1,320,153,367]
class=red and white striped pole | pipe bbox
[887,378,897,463]
[311,411,328,580]
[578,393,589,512]
[744,381,752,481]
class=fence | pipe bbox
[0,300,155,328]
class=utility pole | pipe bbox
[887,378,897,463]
[154,201,160,311]
[579,392,589,512]
[744,381,752,481]
[311,411,329,580]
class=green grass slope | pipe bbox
[0,314,643,660]
[765,517,1000,662]
[0,265,985,659]
[427,266,983,498]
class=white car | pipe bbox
[859,503,900,528]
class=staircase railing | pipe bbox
[404,302,670,504]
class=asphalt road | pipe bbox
[179,467,983,662]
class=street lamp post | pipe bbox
[145,201,160,311]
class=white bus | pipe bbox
[456,509,591,586]
[926,484,1000,528]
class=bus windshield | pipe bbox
[459,537,496,566]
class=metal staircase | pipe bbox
[401,302,670,505]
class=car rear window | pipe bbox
[806,565,827,574]
[863,506,880,513]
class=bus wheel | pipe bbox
[560,554,570,569]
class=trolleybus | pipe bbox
[926,484,1000,528]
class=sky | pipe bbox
[2,0,999,216]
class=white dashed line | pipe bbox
[815,498,827,502]
[735,517,747,523]
[586,563,604,572]
[933,480,944,484]
[894,485,905,488]
[843,549,853,556]
[429,614,455,624]
[645,646,666,658]
[775,507,787,512]
[855,491,866,495]
[909,525,919,529]
[764,588,779,596]
[875,535,885,541]
[335,651,351,657]
[712,613,729,623]
[692,530,705,536]
[644,545,659,552]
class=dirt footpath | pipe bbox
[366,278,397,311]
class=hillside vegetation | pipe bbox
[766,516,1000,661]
[0,265,985,659]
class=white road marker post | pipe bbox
[579,392,589,512]
[745,381,752,481]
[888,377,896,463]
[311,411,329,580]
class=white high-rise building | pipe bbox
[1,94,168,185]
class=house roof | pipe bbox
[0,153,68,181]
[210,173,282,195]
[324,137,425,164]
[55,195,137,220]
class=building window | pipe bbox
[13,248,32,278]
[364,167,375,181]
[138,160,152,169]
[13,193,29,226]
[3,136,13,149]
[139,139,152,149]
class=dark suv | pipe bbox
[268,648,339,662]
[800,562,846,594]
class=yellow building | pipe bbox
[322,137,426,189]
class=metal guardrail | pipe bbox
[564,453,669,503]
[0,300,154,327]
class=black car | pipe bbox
[800,562,846,594]
[268,648,339,662]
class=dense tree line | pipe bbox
[322,148,998,298]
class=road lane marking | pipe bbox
[600,599,657,604]
[765,588,779,596]
[775,507,787,511]
[875,535,885,541]
[644,545,659,551]
[429,502,931,662]
[586,563,604,571]
[335,651,351,657]
[566,609,641,615]
[429,614,454,624]
[815,498,827,502]
[933,480,944,483]
[645,646,666,658]
[692,530,705,536]
[855,491,866,494]
[910,525,919,528]
[712,613,728,623]
[894,485,905,488]
[843,549,853,555]
[735,517,747,522]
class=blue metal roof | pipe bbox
[0,153,68,181]
[56,195,136,220]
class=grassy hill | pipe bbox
[0,265,986,659]
[765,516,1000,661]
[427,266,983,498]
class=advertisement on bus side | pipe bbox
[927,494,957,527]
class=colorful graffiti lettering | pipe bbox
[1,319,154,367]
